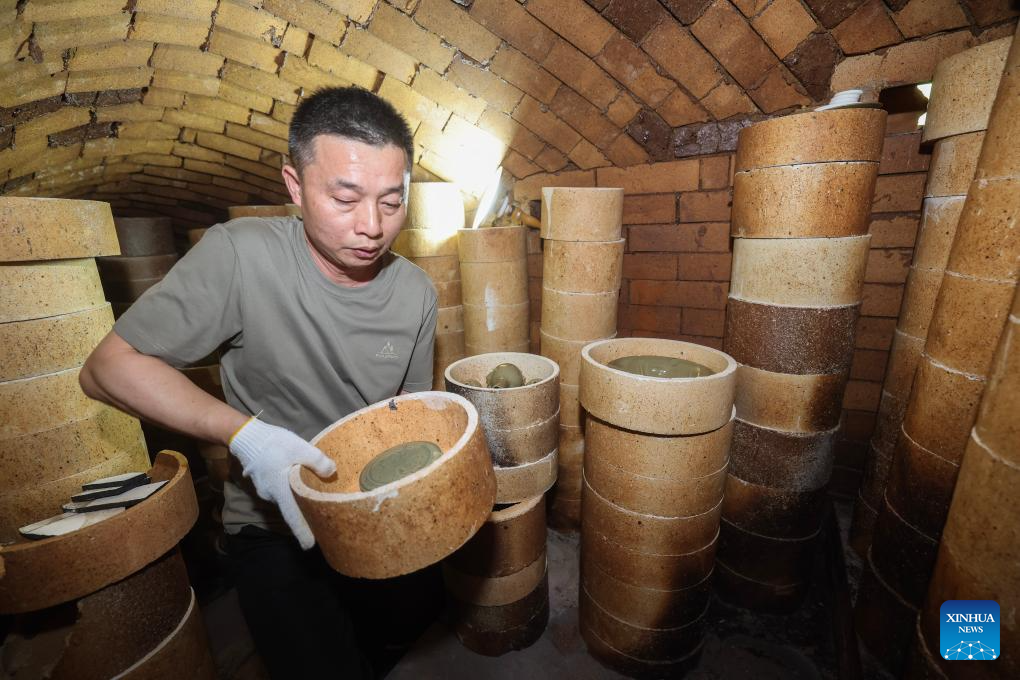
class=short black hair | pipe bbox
[288,87,414,172]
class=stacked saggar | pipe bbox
[441,353,559,655]
[393,182,466,388]
[0,197,212,677]
[458,226,530,356]
[578,338,735,675]
[857,28,1020,675]
[850,37,1011,558]
[95,216,178,317]
[539,187,624,531]
[718,108,886,610]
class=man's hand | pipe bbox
[229,419,337,549]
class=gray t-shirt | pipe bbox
[115,216,438,533]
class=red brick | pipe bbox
[534,145,570,172]
[596,33,676,107]
[414,0,501,63]
[623,193,676,225]
[831,0,903,55]
[620,303,683,333]
[470,0,558,61]
[656,89,711,127]
[603,0,670,43]
[679,189,731,222]
[630,280,728,308]
[885,112,922,135]
[640,19,723,98]
[678,252,732,280]
[677,333,725,350]
[959,0,1018,26]
[623,253,678,280]
[597,159,699,194]
[872,173,926,213]
[628,222,730,252]
[751,0,817,58]
[891,0,968,39]
[701,79,759,119]
[633,329,678,340]
[490,46,560,105]
[542,40,619,110]
[700,155,732,189]
[691,0,777,89]
[747,64,810,113]
[528,252,543,278]
[527,0,616,56]
[502,149,542,179]
[855,316,896,350]
[682,307,726,336]
[841,410,877,442]
[549,87,620,149]
[861,283,904,317]
[865,248,911,284]
[513,96,581,154]
[879,133,930,174]
[851,348,889,382]
[605,134,650,168]
[842,379,882,411]
[869,215,918,248]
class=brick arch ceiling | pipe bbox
[0,0,1015,228]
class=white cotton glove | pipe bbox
[229,418,336,550]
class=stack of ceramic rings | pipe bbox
[392,183,467,388]
[718,107,886,610]
[538,187,624,531]
[577,337,735,675]
[443,495,550,655]
[856,34,1020,673]
[95,216,178,318]
[849,37,1010,557]
[457,226,530,356]
[0,197,213,677]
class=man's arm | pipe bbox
[80,331,248,446]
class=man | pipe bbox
[80,87,439,678]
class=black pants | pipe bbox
[223,526,443,680]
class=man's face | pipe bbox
[283,135,408,281]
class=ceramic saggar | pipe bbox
[541,239,624,294]
[849,90,989,556]
[108,216,176,257]
[857,29,1020,674]
[95,253,179,282]
[292,392,496,578]
[0,550,215,679]
[734,108,886,171]
[0,304,114,382]
[920,36,1011,144]
[0,259,106,323]
[445,353,559,503]
[0,197,120,261]
[443,495,549,656]
[731,163,878,238]
[729,236,870,307]
[579,338,735,436]
[457,227,530,355]
[540,187,623,242]
[578,338,735,674]
[0,405,147,498]
[0,451,199,614]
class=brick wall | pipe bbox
[2,1,1014,238]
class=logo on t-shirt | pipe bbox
[376,340,399,359]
